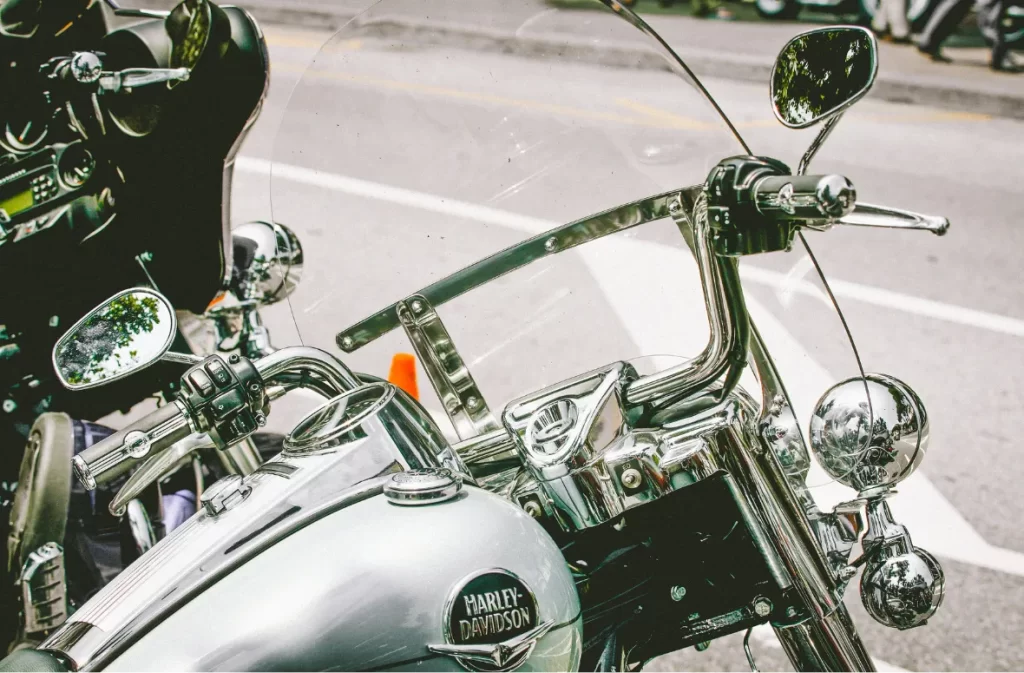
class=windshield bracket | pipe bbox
[396,294,501,440]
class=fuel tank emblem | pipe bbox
[429,569,553,671]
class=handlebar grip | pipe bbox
[72,402,192,490]
[752,174,856,221]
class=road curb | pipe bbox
[246,4,1024,120]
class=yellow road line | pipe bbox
[273,62,991,131]
[274,63,683,129]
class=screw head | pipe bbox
[544,236,557,252]
[340,336,354,349]
[753,598,773,618]
[669,199,682,214]
[411,300,423,313]
[670,585,687,602]
[837,565,858,583]
[2,399,15,413]
[621,467,643,489]
[465,396,480,411]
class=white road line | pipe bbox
[240,156,1024,339]
[741,265,1024,339]
[236,156,1024,582]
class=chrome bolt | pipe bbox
[544,236,557,252]
[465,396,480,411]
[695,641,710,652]
[786,606,799,619]
[2,399,15,413]
[340,336,354,349]
[621,468,643,489]
[753,598,773,618]
[255,413,267,427]
[249,383,261,392]
[669,199,682,214]
[411,300,423,313]
[670,585,687,602]
[523,500,543,518]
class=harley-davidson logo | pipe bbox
[432,569,546,672]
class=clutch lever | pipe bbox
[836,202,950,236]
[108,433,215,516]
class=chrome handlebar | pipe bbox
[76,347,363,518]
[72,401,192,490]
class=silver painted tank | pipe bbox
[106,481,582,672]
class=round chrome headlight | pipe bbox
[809,373,928,493]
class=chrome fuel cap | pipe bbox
[200,475,252,517]
[384,468,462,506]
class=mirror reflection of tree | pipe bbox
[773,30,872,126]
[59,293,160,385]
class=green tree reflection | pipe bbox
[60,294,161,386]
[773,30,873,126]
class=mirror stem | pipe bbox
[798,113,843,176]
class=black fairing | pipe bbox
[0,2,268,424]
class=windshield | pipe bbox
[269,0,871,493]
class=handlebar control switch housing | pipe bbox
[706,156,856,256]
[178,354,267,449]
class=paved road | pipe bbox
[216,8,1024,671]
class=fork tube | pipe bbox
[715,420,874,671]
[775,605,875,672]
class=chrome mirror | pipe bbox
[52,288,176,390]
[229,221,304,307]
[771,26,878,129]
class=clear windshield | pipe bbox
[269,0,871,493]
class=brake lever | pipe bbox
[837,202,950,236]
[98,67,190,94]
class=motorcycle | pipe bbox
[2,2,951,670]
[0,0,304,651]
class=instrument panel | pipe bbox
[0,141,108,246]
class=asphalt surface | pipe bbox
[203,9,1024,669]
[68,1,1019,668]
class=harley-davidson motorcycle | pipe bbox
[0,0,306,651]
[1,0,953,670]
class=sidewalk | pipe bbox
[233,0,1024,119]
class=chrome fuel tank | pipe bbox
[41,381,581,671]
[107,483,582,671]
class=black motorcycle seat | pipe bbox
[0,648,69,672]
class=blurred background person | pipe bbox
[918,0,1019,71]
[873,0,912,42]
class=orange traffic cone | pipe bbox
[388,353,419,400]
